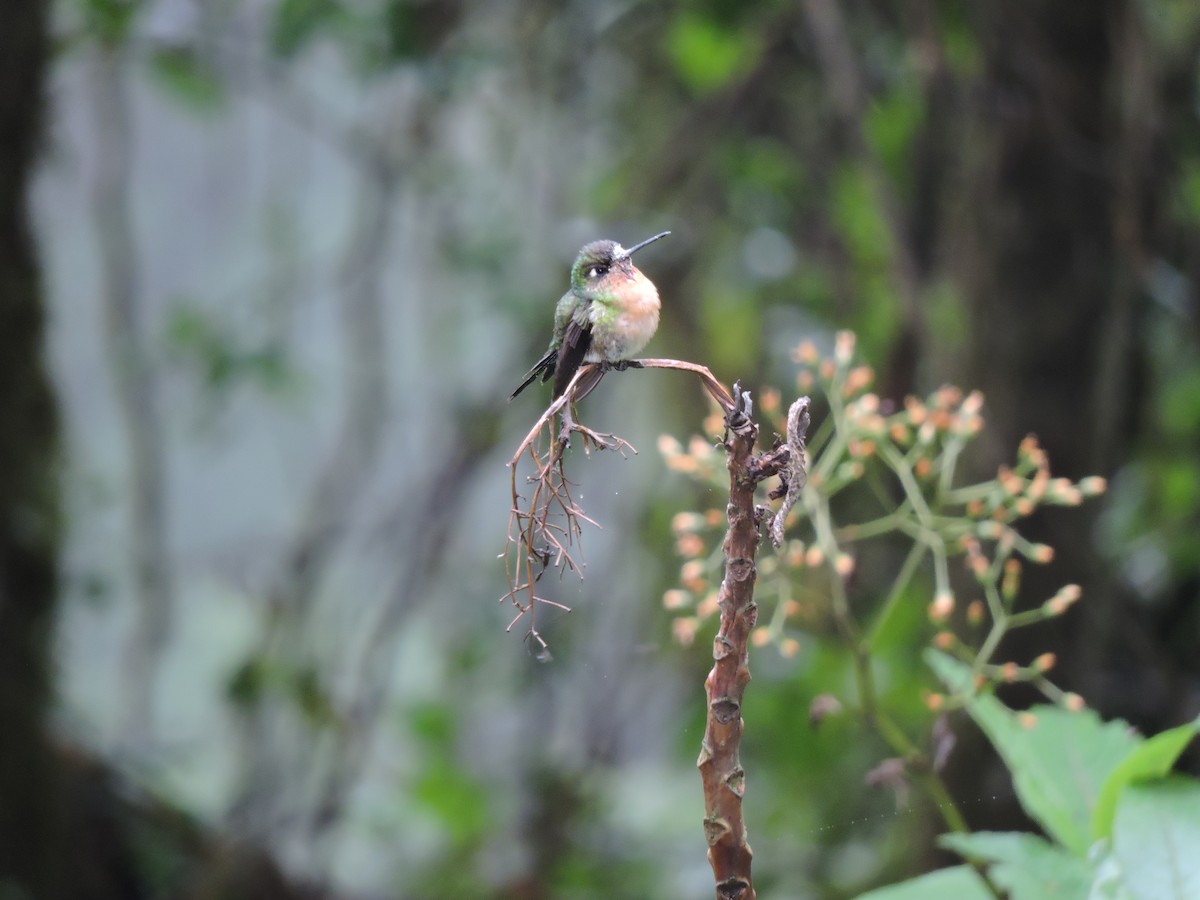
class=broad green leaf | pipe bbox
[1092,716,1200,839]
[926,650,1139,855]
[1088,841,1137,900]
[857,865,992,900]
[1112,778,1200,900]
[925,649,971,692]
[940,831,1091,899]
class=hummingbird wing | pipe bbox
[552,314,596,400]
[508,347,558,400]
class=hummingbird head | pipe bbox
[570,230,670,293]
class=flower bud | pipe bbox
[1034,652,1056,672]
[929,592,955,622]
[663,589,691,610]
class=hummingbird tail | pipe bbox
[566,366,606,403]
[509,348,558,400]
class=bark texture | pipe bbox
[698,389,761,899]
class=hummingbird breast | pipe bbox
[586,270,661,362]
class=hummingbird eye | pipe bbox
[586,264,608,279]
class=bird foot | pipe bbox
[555,406,635,457]
[576,424,635,456]
[557,406,577,448]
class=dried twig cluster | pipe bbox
[501,358,734,655]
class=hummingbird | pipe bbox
[510,231,670,404]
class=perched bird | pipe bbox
[510,231,670,403]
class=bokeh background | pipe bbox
[4,0,1200,897]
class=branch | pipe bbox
[502,358,734,653]
[633,358,736,411]
[699,383,763,899]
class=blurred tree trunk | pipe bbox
[0,0,65,895]
[946,0,1185,831]
[0,9,310,897]
[959,0,1149,707]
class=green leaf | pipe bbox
[408,701,455,749]
[1159,365,1200,439]
[146,47,224,113]
[226,656,268,707]
[855,865,992,900]
[924,648,974,692]
[927,650,1139,855]
[864,82,923,186]
[666,11,760,94]
[82,0,141,43]
[1113,777,1200,900]
[831,164,892,266]
[292,665,337,726]
[1175,158,1200,227]
[940,831,1091,899]
[829,164,901,358]
[411,759,489,848]
[1092,716,1200,839]
[271,0,343,58]
[1089,841,1138,900]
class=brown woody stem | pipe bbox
[698,385,760,899]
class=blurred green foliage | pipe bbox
[667,10,761,95]
[271,0,346,58]
[165,302,300,429]
[145,47,225,112]
[408,704,490,849]
[80,0,140,43]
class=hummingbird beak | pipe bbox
[616,230,670,260]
